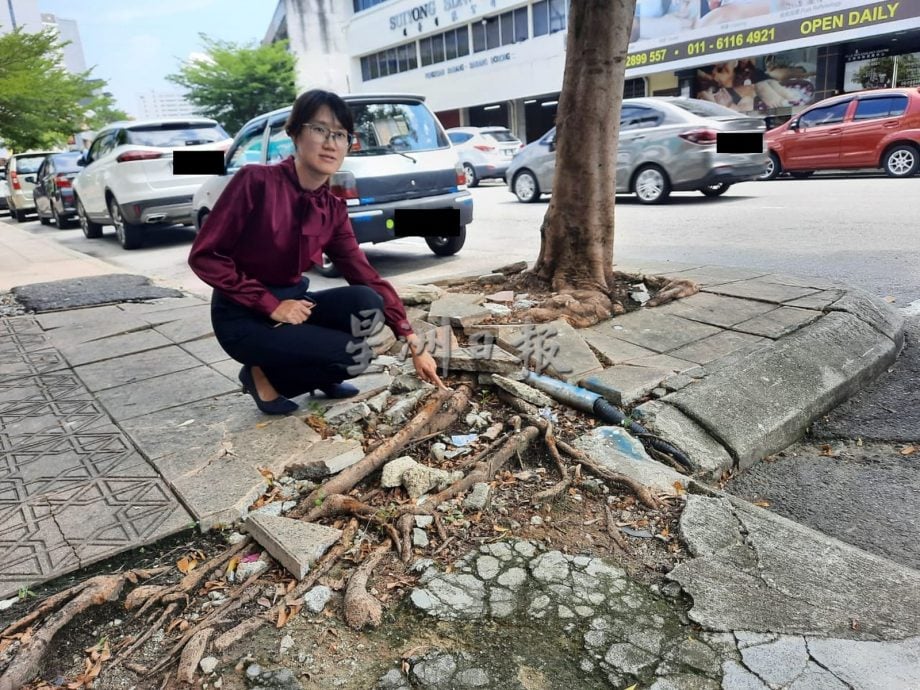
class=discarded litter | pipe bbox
[450,434,478,447]
[538,407,559,423]
[620,527,654,539]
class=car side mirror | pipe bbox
[547,140,556,152]
[790,120,801,131]
[23,174,36,183]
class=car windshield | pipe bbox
[51,153,84,172]
[125,123,229,147]
[348,102,448,156]
[485,130,518,143]
[666,99,745,119]
[15,155,47,173]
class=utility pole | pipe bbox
[6,0,17,28]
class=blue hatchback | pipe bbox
[33,151,84,228]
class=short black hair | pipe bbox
[285,89,354,138]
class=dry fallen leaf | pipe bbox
[255,421,271,429]
[753,499,771,508]
[900,446,917,456]
[672,481,686,495]
[257,597,272,608]
[176,556,197,574]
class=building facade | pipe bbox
[40,13,88,75]
[268,0,920,141]
[136,90,201,120]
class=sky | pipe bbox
[38,0,281,118]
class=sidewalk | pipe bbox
[2,221,918,687]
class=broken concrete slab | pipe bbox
[486,290,515,303]
[245,514,342,579]
[667,312,899,469]
[396,284,446,306]
[580,365,674,406]
[669,495,920,639]
[427,293,489,328]
[384,389,428,425]
[171,456,269,531]
[287,438,364,480]
[490,375,553,408]
[448,346,522,376]
[805,636,920,688]
[650,265,769,287]
[494,319,603,383]
[657,292,779,329]
[731,306,822,339]
[324,401,371,426]
[573,426,689,494]
[632,401,734,480]
[785,289,846,310]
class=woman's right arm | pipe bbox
[187,167,281,317]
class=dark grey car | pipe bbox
[507,97,768,204]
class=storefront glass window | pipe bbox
[456,26,470,57]
[485,15,500,49]
[445,30,458,61]
[501,12,514,46]
[549,0,567,33]
[420,37,433,66]
[472,21,486,52]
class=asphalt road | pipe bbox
[4,171,919,305]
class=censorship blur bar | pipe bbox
[393,209,461,237]
[172,150,225,176]
[717,132,764,154]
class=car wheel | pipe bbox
[195,209,209,233]
[633,165,671,204]
[13,207,28,222]
[513,170,541,203]
[883,145,919,178]
[426,226,467,256]
[789,171,814,179]
[462,163,479,188]
[700,182,731,197]
[77,198,103,238]
[759,152,781,181]
[39,210,52,226]
[312,253,342,278]
[108,197,144,250]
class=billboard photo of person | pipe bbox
[695,51,817,113]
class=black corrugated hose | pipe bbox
[593,398,694,472]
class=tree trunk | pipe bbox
[532,0,637,293]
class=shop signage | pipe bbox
[389,1,437,31]
[626,0,920,72]
[425,51,512,79]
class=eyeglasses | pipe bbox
[302,123,354,148]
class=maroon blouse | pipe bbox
[188,157,413,337]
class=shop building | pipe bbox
[266,0,920,140]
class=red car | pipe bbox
[760,87,920,180]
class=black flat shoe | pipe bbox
[239,366,299,415]
[311,382,360,399]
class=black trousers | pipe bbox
[211,277,385,399]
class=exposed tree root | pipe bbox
[0,568,167,690]
[642,275,700,307]
[604,504,629,554]
[498,391,660,509]
[397,513,415,563]
[532,422,571,504]
[299,385,472,521]
[212,519,359,653]
[176,627,211,684]
[521,289,623,328]
[343,541,391,630]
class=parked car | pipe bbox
[507,97,767,204]
[0,169,8,210]
[4,151,55,221]
[33,151,84,228]
[193,93,473,277]
[446,126,523,186]
[760,87,920,180]
[73,117,231,249]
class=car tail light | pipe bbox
[473,144,495,152]
[455,162,466,187]
[679,128,718,145]
[10,171,20,190]
[330,171,359,202]
[116,150,165,163]
[55,175,72,189]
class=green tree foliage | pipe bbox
[0,27,108,150]
[167,35,297,135]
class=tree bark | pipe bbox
[532,0,637,292]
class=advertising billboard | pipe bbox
[627,0,920,76]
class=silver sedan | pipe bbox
[507,97,768,204]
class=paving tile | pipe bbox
[668,331,769,366]
[210,358,242,384]
[0,343,68,382]
[731,307,822,339]
[613,260,704,276]
[94,365,239,421]
[132,303,212,326]
[625,353,713,373]
[428,293,490,328]
[246,515,342,579]
[180,336,229,364]
[0,500,80,597]
[44,317,154,347]
[154,316,214,344]
[0,317,43,336]
[704,279,820,304]
[583,311,721,354]
[760,273,845,291]
[171,456,268,531]
[651,265,770,287]
[786,290,846,310]
[493,319,602,383]
[34,305,127,331]
[656,292,779,329]
[115,296,210,316]
[55,329,175,367]
[580,327,660,364]
[75,345,202,392]
[580,365,675,406]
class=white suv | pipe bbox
[73,118,230,249]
